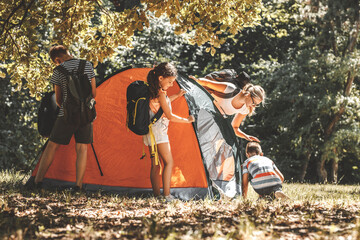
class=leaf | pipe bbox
[210,47,216,56]
[0,70,6,79]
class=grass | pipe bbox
[1,170,360,239]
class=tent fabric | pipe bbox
[175,74,242,198]
[30,67,242,200]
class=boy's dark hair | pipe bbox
[147,62,177,99]
[246,142,262,155]
[49,45,69,62]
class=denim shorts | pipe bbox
[143,117,169,146]
[49,116,93,145]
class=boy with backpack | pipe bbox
[32,45,96,191]
[242,142,289,200]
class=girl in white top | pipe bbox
[146,63,195,202]
[190,76,265,143]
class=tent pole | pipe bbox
[22,139,49,182]
[91,143,103,176]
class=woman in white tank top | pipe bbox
[190,75,265,143]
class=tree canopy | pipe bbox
[0,0,262,98]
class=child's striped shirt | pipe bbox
[242,155,281,190]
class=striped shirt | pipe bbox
[242,155,282,190]
[50,59,95,117]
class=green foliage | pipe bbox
[0,73,43,170]
[0,0,262,98]
[246,48,359,180]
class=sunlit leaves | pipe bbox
[1,0,261,97]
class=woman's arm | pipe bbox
[231,113,260,142]
[159,92,194,123]
[189,75,229,92]
[169,89,186,102]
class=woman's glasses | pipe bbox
[250,95,260,108]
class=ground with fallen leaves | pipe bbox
[1,170,359,239]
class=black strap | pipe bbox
[72,60,87,101]
[78,59,86,75]
[150,107,163,124]
[203,86,241,99]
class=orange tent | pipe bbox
[30,67,242,200]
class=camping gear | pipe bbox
[27,67,242,200]
[203,69,250,99]
[126,80,163,135]
[56,59,96,126]
[37,91,59,137]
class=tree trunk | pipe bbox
[330,157,338,183]
[318,17,359,183]
[317,156,327,183]
[299,152,311,182]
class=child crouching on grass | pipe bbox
[242,142,289,200]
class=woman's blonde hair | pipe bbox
[243,83,266,115]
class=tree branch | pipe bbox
[17,0,36,31]
[329,21,339,56]
[0,0,25,37]
[325,71,355,138]
[325,16,359,138]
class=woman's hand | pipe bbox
[187,115,195,123]
[189,75,198,81]
[170,89,187,102]
[245,135,260,142]
[178,89,186,97]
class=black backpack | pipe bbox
[56,60,96,126]
[203,69,250,99]
[126,81,163,135]
[37,91,59,137]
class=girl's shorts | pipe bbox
[143,118,169,146]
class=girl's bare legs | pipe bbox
[149,147,161,196]
[157,142,174,196]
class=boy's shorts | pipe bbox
[254,184,282,197]
[49,116,93,145]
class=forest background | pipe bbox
[1,0,359,184]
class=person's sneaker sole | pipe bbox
[274,191,289,200]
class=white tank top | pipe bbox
[212,83,250,116]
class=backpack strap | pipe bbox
[203,86,241,99]
[78,59,86,75]
[148,107,164,175]
[150,107,163,124]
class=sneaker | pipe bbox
[155,195,164,201]
[274,191,290,200]
[164,194,176,203]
